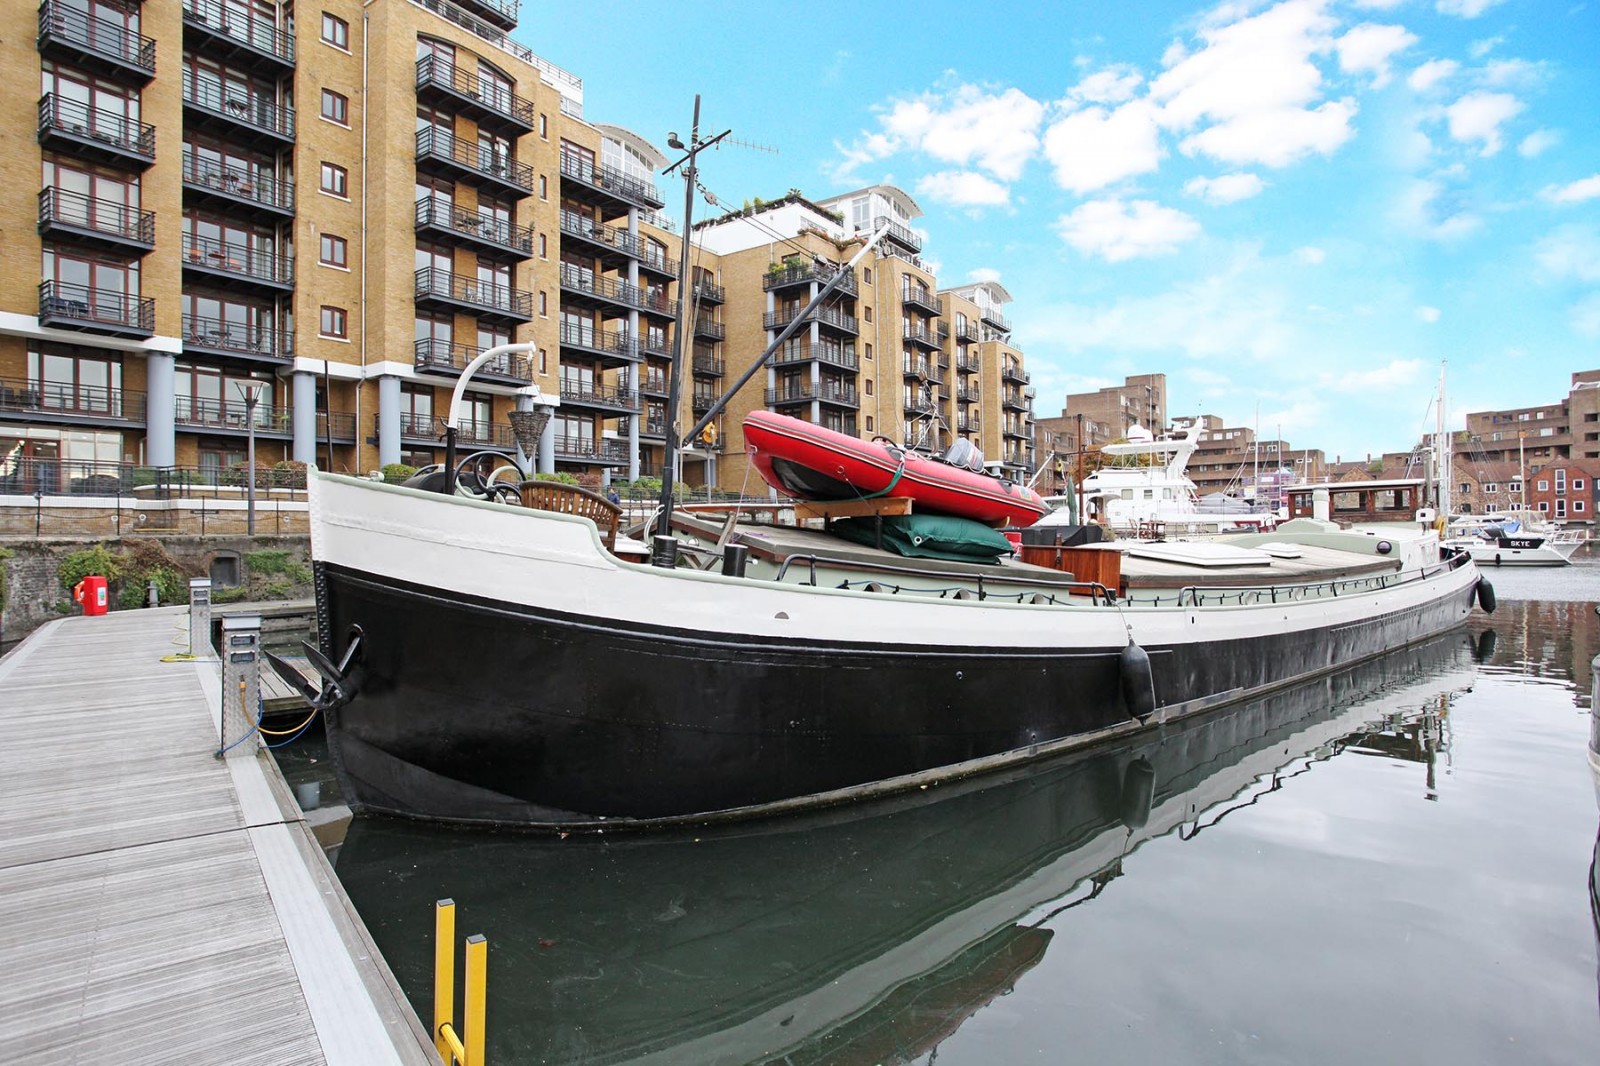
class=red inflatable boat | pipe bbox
[743,411,1049,527]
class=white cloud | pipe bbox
[1055,199,1202,261]
[1318,358,1427,390]
[967,267,1002,283]
[1437,0,1506,17]
[1416,305,1441,323]
[1518,129,1559,157]
[1351,0,1406,8]
[1483,58,1543,89]
[1467,36,1502,59]
[1407,58,1459,92]
[915,170,1011,208]
[1070,65,1145,105]
[1393,179,1480,240]
[1042,100,1165,193]
[1444,91,1523,156]
[834,84,1045,183]
[1178,99,1357,167]
[1542,176,1600,205]
[1294,246,1326,264]
[1184,172,1266,204]
[1535,225,1600,282]
[1150,0,1356,169]
[1337,23,1418,88]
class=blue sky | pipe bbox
[517,0,1600,461]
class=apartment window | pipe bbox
[538,348,548,374]
[864,343,873,360]
[1538,479,1549,491]
[865,416,874,433]
[865,379,873,396]
[539,113,548,138]
[1577,500,1587,512]
[1575,479,1586,491]
[320,13,348,49]
[319,306,347,338]
[538,233,547,258]
[539,291,547,316]
[863,268,872,284]
[319,162,347,197]
[539,174,548,199]
[319,234,347,267]
[863,306,872,323]
[320,89,349,125]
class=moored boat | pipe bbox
[290,464,1491,831]
[1445,513,1584,567]
[743,409,1049,527]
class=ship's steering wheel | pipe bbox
[451,450,523,503]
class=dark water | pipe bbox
[304,554,1600,1065]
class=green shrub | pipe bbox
[284,562,313,584]
[382,463,418,483]
[272,460,308,488]
[0,546,11,614]
[246,549,294,575]
[212,586,250,604]
[58,544,125,590]
[535,471,580,485]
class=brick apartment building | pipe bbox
[0,0,1030,498]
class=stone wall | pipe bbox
[0,534,312,647]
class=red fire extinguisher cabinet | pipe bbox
[75,575,109,616]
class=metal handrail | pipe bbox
[773,552,1114,604]
[39,1,157,73]
[39,187,155,244]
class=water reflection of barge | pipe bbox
[335,634,1479,1065]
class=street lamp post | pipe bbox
[237,382,265,535]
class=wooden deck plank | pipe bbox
[0,610,433,1065]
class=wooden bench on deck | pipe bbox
[516,481,621,551]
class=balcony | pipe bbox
[1001,364,1029,385]
[174,397,293,438]
[558,322,639,365]
[639,333,672,360]
[903,324,942,351]
[37,94,155,169]
[764,306,858,336]
[1002,390,1028,411]
[692,316,724,341]
[182,154,294,219]
[875,216,923,253]
[560,382,641,414]
[183,314,292,367]
[414,267,532,321]
[980,305,1011,332]
[692,349,725,377]
[0,375,145,428]
[558,151,664,216]
[1004,423,1030,440]
[692,279,725,305]
[390,412,516,450]
[414,339,533,386]
[415,196,533,260]
[416,127,532,197]
[559,265,671,316]
[182,0,294,72]
[955,351,980,373]
[37,1,156,84]
[553,433,629,465]
[902,357,932,379]
[181,235,293,292]
[415,54,533,135]
[558,210,649,269]
[766,383,859,410]
[773,341,857,372]
[763,261,857,296]
[691,391,715,414]
[182,75,294,146]
[38,280,153,338]
[955,321,981,343]
[38,187,154,254]
[901,284,941,315]
[638,371,669,397]
[956,386,980,404]
[904,396,939,416]
[439,0,520,33]
[957,416,980,433]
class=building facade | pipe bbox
[0,3,1029,499]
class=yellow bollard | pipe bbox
[464,934,488,1066]
[434,899,455,1062]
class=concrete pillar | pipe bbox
[377,374,402,468]
[626,358,640,482]
[145,352,176,467]
[537,404,555,474]
[292,371,318,464]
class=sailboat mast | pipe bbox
[1436,361,1450,520]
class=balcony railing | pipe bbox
[1003,390,1028,410]
[0,375,144,423]
[559,265,671,314]
[558,322,638,361]
[39,187,155,248]
[957,416,981,433]
[415,53,534,132]
[38,280,153,336]
[692,317,724,340]
[553,434,629,464]
[903,324,941,350]
[558,151,664,210]
[182,153,294,214]
[980,305,1011,331]
[762,261,857,296]
[183,314,291,362]
[773,341,857,371]
[414,267,532,319]
[182,0,295,66]
[1001,365,1029,384]
[416,126,533,193]
[415,195,533,257]
[38,1,157,82]
[875,216,923,253]
[764,306,858,335]
[391,412,516,449]
[182,74,295,141]
[901,284,942,314]
[174,398,290,434]
[0,457,329,498]
[955,352,980,373]
[181,234,293,288]
[38,94,156,164]
[692,280,725,304]
[560,382,640,412]
[766,383,859,408]
[691,391,715,413]
[692,350,725,376]
[413,338,532,382]
[639,333,672,359]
